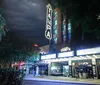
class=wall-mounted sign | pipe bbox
[45,4,53,40]
[41,54,56,60]
[77,47,100,56]
[58,51,74,58]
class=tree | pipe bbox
[0,8,8,41]
[0,31,40,68]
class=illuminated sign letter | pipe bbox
[45,29,52,39]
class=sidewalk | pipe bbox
[24,75,100,85]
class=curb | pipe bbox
[24,78,99,85]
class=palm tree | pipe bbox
[0,8,8,41]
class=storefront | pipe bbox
[56,51,74,77]
[38,53,56,75]
[40,51,74,76]
[39,47,100,78]
[96,59,100,79]
[76,47,100,79]
[71,59,92,78]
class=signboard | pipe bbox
[77,47,100,56]
[45,4,53,40]
[58,51,74,58]
[41,54,56,60]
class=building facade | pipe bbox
[49,6,72,52]
[34,2,100,79]
[38,47,100,79]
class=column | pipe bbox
[48,62,51,75]
[68,59,72,77]
[36,66,39,76]
[26,61,29,75]
[68,59,72,66]
[92,58,97,78]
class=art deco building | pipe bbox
[49,6,72,52]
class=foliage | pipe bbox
[0,31,40,68]
[0,8,8,41]
[27,53,40,62]
[0,68,24,85]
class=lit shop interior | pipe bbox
[38,47,100,79]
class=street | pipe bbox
[23,80,98,85]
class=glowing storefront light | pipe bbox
[77,47,100,56]
[41,54,56,60]
[58,51,74,58]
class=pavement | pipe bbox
[24,74,100,85]
[23,80,98,85]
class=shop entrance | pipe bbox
[38,64,48,75]
[72,60,93,78]
[96,59,100,79]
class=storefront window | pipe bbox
[50,62,63,75]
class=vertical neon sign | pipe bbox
[45,4,53,40]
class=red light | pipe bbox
[34,44,38,47]
[20,62,25,66]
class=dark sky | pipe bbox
[0,0,48,46]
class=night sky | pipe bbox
[0,0,100,48]
[0,0,48,46]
